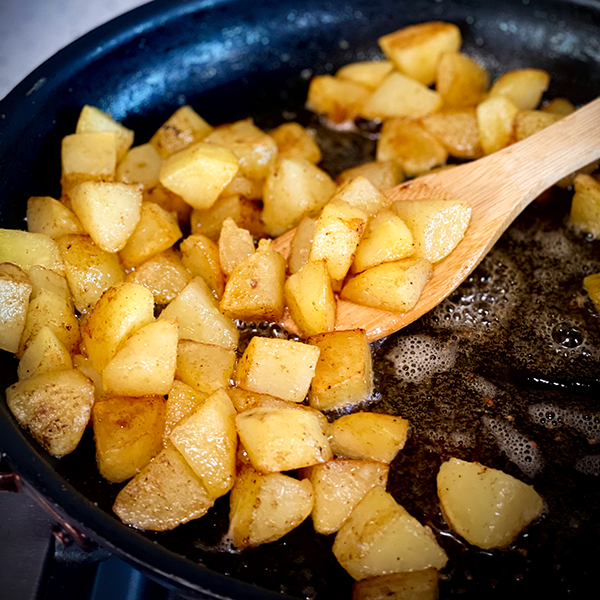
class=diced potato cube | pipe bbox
[288,216,316,274]
[541,97,575,116]
[204,118,278,180]
[285,259,336,338]
[81,282,155,372]
[17,326,72,380]
[220,239,286,322]
[489,68,550,110]
[76,105,134,162]
[119,201,182,269]
[392,199,471,263]
[0,263,31,353]
[331,176,393,217]
[341,258,432,313]
[352,569,440,600]
[333,487,448,580]
[379,21,462,86]
[361,73,443,120]
[307,75,371,123]
[125,248,191,305]
[226,387,283,413]
[149,105,213,158]
[268,122,322,163]
[301,459,389,534]
[6,369,95,456]
[218,218,255,277]
[377,118,448,177]
[0,229,65,275]
[169,388,237,499]
[103,318,178,396]
[160,277,239,350]
[421,109,483,159]
[328,412,409,463]
[176,339,236,395]
[69,181,143,253]
[476,95,520,155]
[113,447,214,531]
[93,395,166,482]
[72,354,104,399]
[336,161,404,190]
[436,51,489,108]
[221,174,264,201]
[235,336,320,403]
[437,457,544,549]
[352,210,415,273]
[143,183,192,226]
[262,157,337,237]
[26,196,85,238]
[308,329,373,411]
[164,381,208,444]
[336,60,395,90]
[514,109,562,141]
[117,143,163,188]
[159,142,239,210]
[583,272,600,311]
[180,234,224,297]
[235,404,332,472]
[569,173,600,237]
[229,466,314,547]
[28,265,71,304]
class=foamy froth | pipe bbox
[529,402,600,443]
[387,334,457,384]
[575,455,600,476]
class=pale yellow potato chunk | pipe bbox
[541,97,575,116]
[143,183,192,226]
[160,277,239,350]
[169,388,237,499]
[0,263,31,353]
[308,329,373,411]
[331,176,393,217]
[229,466,314,548]
[377,118,448,177]
[6,369,95,456]
[218,218,255,277]
[149,105,213,158]
[113,447,214,531]
[309,199,368,283]
[336,160,404,190]
[569,173,600,238]
[476,94,520,155]
[336,60,394,90]
[421,109,483,159]
[17,326,72,380]
[392,199,471,263]
[220,239,286,322]
[352,569,440,600]
[176,339,236,395]
[333,487,448,580]
[103,318,178,396]
[117,143,163,188]
[284,259,336,338]
[163,380,208,444]
[159,141,239,210]
[514,109,562,142]
[226,387,284,413]
[352,210,415,273]
[204,118,278,180]
[288,216,317,274]
[235,336,320,403]
[221,174,264,201]
[26,196,85,238]
[361,72,443,120]
[328,412,409,463]
[0,229,64,275]
[72,354,104,399]
[81,282,155,372]
[307,75,371,123]
[268,122,322,163]
[180,234,224,297]
[76,105,134,162]
[379,21,461,86]
[437,458,544,549]
[235,405,332,472]
[262,157,337,237]
[489,68,550,110]
[436,51,489,108]
[301,460,389,534]
[341,258,432,313]
[92,395,165,483]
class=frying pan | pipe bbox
[1,0,600,598]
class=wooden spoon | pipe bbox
[272,97,600,341]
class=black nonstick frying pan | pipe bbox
[1,0,600,598]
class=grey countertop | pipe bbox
[0,0,151,99]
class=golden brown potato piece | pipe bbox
[513,109,562,142]
[92,395,166,482]
[288,216,317,275]
[6,369,95,457]
[541,97,575,116]
[163,380,208,444]
[0,262,31,353]
[0,229,64,275]
[26,196,85,239]
[113,446,214,531]
[336,161,404,190]
[421,109,483,159]
[76,105,134,162]
[489,68,550,110]
[117,143,163,188]
[437,458,544,549]
[476,95,519,155]
[268,122,322,163]
[226,387,283,413]
[331,176,393,217]
[17,326,72,381]
[218,218,255,277]
[352,569,440,600]
[143,183,192,227]
[179,235,224,297]
[436,51,489,108]
[307,75,371,123]
[336,60,395,90]
[569,173,600,238]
